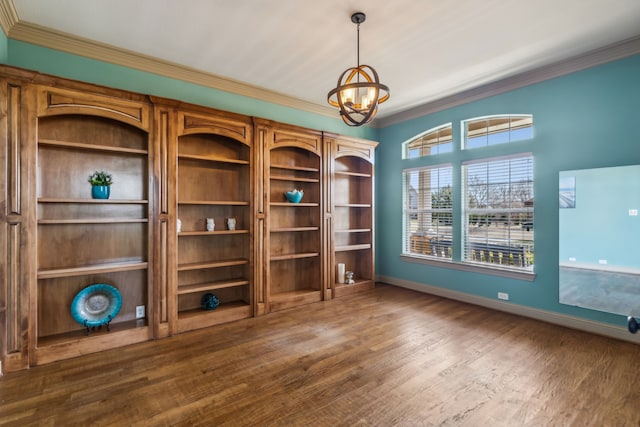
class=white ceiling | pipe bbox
[8,0,640,122]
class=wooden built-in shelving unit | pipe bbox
[325,134,378,298]
[31,85,153,366]
[262,124,324,312]
[172,109,254,333]
[0,65,377,372]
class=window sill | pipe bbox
[400,254,536,281]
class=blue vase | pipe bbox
[92,185,110,199]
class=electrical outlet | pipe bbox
[599,259,608,265]
[136,305,145,319]
[569,257,576,262]
[498,292,509,301]
[630,209,638,216]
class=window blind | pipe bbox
[403,164,453,259]
[462,154,534,270]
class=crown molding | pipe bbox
[377,35,640,128]
[3,0,640,129]
[0,0,18,35]
[5,18,338,119]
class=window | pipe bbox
[462,154,534,270]
[463,115,533,149]
[401,114,535,277]
[403,165,453,259]
[404,123,452,159]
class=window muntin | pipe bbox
[464,115,533,149]
[403,164,453,259]
[404,123,453,159]
[462,154,534,271]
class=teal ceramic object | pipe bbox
[92,185,110,199]
[284,189,304,203]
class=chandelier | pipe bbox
[327,12,390,127]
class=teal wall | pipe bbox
[559,165,640,268]
[4,39,375,140]
[0,30,7,63]
[4,34,640,327]
[376,53,640,326]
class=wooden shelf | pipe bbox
[176,302,252,333]
[269,289,322,312]
[335,170,372,178]
[34,322,150,366]
[333,280,375,298]
[28,90,154,368]
[33,319,150,365]
[38,218,148,225]
[178,229,249,236]
[39,138,148,155]
[334,203,371,208]
[177,258,249,272]
[335,228,371,233]
[38,261,148,279]
[335,244,371,252]
[270,202,319,207]
[270,174,319,183]
[178,153,249,165]
[330,146,377,300]
[271,288,321,299]
[178,300,251,318]
[271,227,319,232]
[178,200,249,206]
[271,164,319,173]
[37,319,147,347]
[178,278,250,295]
[38,198,148,204]
[175,128,253,333]
[270,252,319,261]
[266,141,323,313]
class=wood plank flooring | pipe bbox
[2,283,640,426]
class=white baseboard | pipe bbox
[376,275,640,345]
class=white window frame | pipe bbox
[402,123,453,159]
[461,153,534,273]
[402,164,453,260]
[463,115,533,150]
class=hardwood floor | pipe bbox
[2,283,639,426]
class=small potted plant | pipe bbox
[88,170,113,199]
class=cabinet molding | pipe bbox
[37,86,150,130]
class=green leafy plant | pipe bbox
[88,170,114,186]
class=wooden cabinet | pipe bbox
[0,66,378,373]
[32,85,153,366]
[324,134,378,298]
[256,120,325,312]
[171,108,254,333]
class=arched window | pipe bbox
[463,115,533,149]
[403,123,452,159]
[402,114,535,277]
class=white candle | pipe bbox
[337,263,346,284]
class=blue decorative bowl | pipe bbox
[201,293,220,310]
[284,190,304,203]
[71,284,122,328]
